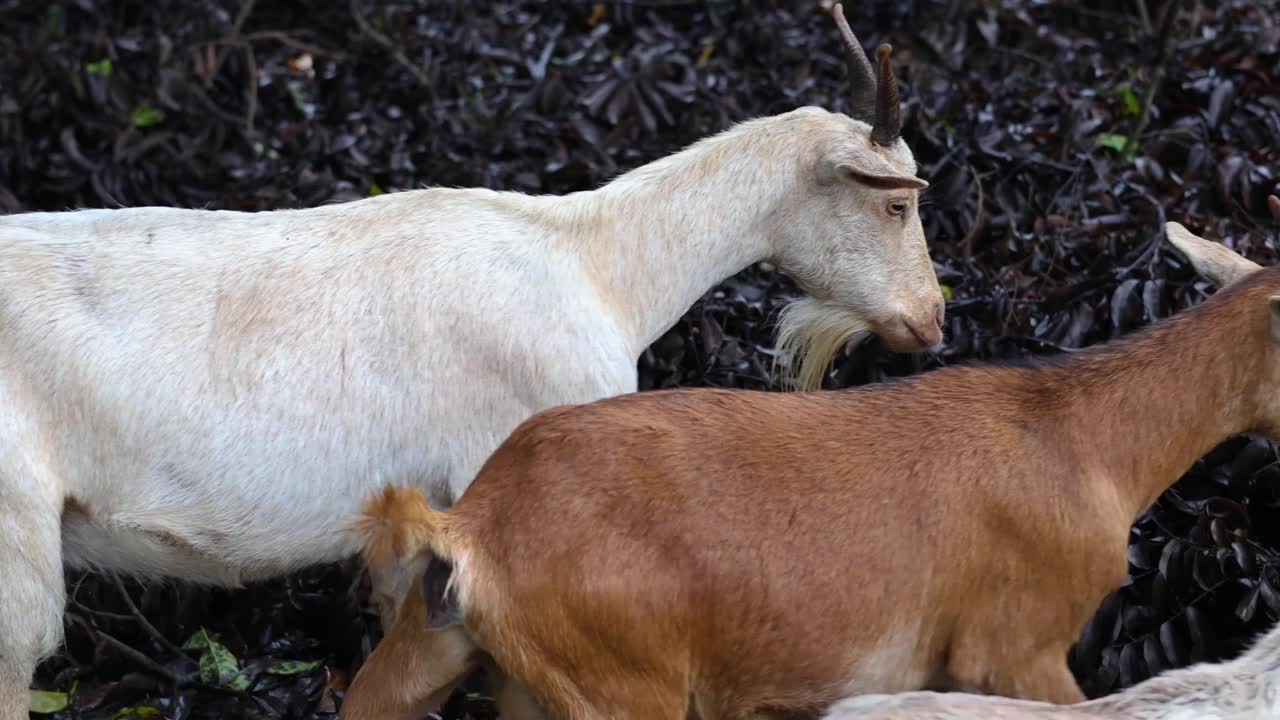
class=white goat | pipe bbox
[0,5,942,716]
[823,620,1280,720]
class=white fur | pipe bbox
[824,622,1280,720]
[0,106,940,715]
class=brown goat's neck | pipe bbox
[1044,282,1269,520]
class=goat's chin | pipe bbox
[774,297,871,392]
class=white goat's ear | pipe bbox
[1269,296,1280,343]
[1166,221,1261,289]
[839,161,928,190]
[819,151,927,191]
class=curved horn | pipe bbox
[829,3,877,124]
[869,44,901,147]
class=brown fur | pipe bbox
[343,265,1280,720]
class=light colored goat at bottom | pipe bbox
[824,619,1280,720]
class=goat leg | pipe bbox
[340,584,481,720]
[986,655,1086,706]
[0,454,65,720]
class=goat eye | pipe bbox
[887,200,908,217]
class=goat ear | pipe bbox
[1166,221,1261,289]
[839,163,928,190]
[820,146,926,191]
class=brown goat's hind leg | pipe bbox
[340,585,481,720]
[537,669,687,720]
[487,661,546,720]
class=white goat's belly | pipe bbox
[61,463,381,584]
[45,342,626,584]
[54,392,509,584]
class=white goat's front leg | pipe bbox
[0,438,65,720]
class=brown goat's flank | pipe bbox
[346,265,1280,720]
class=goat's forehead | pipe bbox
[820,114,919,177]
[881,141,918,175]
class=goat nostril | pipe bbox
[902,318,937,349]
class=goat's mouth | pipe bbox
[878,313,943,353]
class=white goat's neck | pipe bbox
[555,117,798,354]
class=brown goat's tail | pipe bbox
[354,485,455,571]
[354,486,468,628]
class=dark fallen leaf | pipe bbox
[1159,618,1187,667]
[1118,640,1146,688]
[1110,278,1141,332]
[1142,634,1165,676]
[1235,582,1260,623]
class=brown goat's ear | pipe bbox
[1166,221,1261,289]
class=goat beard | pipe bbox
[774,297,872,392]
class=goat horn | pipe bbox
[869,44,901,147]
[1269,194,1280,223]
[829,3,877,125]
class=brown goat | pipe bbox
[341,222,1280,720]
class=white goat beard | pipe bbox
[774,297,872,391]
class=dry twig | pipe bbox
[349,0,432,87]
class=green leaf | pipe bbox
[266,659,322,676]
[1096,132,1140,162]
[130,104,165,129]
[227,672,252,691]
[182,627,212,651]
[939,284,954,301]
[1113,85,1140,116]
[183,628,244,687]
[368,183,384,197]
[29,690,69,714]
[85,58,112,76]
[1096,133,1129,152]
[200,642,241,686]
[112,707,163,719]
